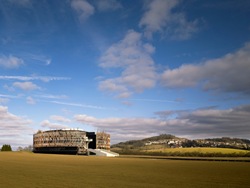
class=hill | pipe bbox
[111,134,250,150]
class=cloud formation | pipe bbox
[50,115,71,123]
[0,98,9,104]
[99,30,156,98]
[75,104,250,143]
[74,114,164,143]
[71,0,94,22]
[35,94,68,99]
[156,105,250,139]
[0,106,32,147]
[40,120,69,130]
[47,100,107,110]
[139,0,199,39]
[161,42,250,95]
[0,94,19,99]
[0,76,71,82]
[13,81,40,91]
[25,53,51,66]
[26,96,36,104]
[0,55,24,69]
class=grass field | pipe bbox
[112,146,250,157]
[0,152,250,188]
[144,147,250,154]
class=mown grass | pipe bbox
[0,152,250,188]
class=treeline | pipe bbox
[1,144,12,151]
[112,134,178,149]
[142,134,176,142]
[17,145,33,152]
[114,149,250,158]
[204,137,250,144]
[180,140,250,150]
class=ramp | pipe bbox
[88,149,119,157]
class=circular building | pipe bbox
[33,129,92,155]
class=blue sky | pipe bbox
[1,0,250,149]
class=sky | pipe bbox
[0,0,250,149]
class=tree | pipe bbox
[23,145,33,152]
[17,146,23,151]
[17,145,33,152]
[1,144,12,151]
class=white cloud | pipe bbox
[74,114,165,142]
[0,94,19,99]
[26,96,36,105]
[98,79,130,98]
[0,106,33,147]
[169,13,199,40]
[46,100,108,110]
[95,0,122,11]
[161,42,250,95]
[0,55,24,69]
[0,98,9,104]
[139,0,199,39]
[71,0,94,22]
[50,115,71,123]
[156,105,250,139]
[99,30,157,98]
[35,94,68,99]
[25,53,51,66]
[3,84,15,92]
[40,120,69,130]
[75,104,250,143]
[130,98,180,103]
[13,82,40,91]
[0,76,71,82]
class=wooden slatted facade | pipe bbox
[33,129,111,155]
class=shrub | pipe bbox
[1,144,12,151]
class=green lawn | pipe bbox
[0,152,250,188]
